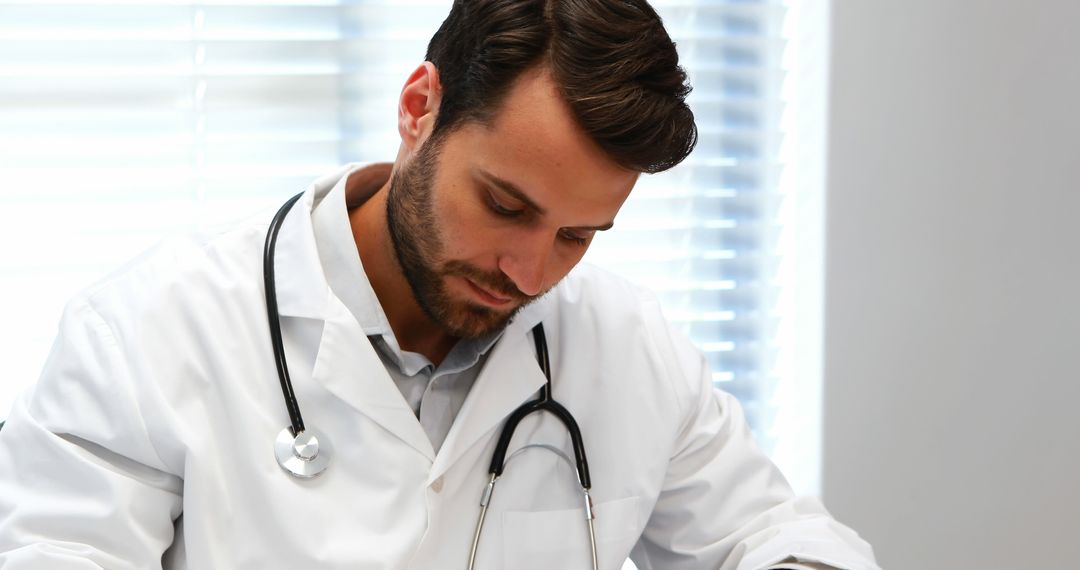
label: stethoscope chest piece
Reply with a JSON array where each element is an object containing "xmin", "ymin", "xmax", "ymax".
[{"xmin": 275, "ymin": 426, "xmax": 331, "ymax": 478}]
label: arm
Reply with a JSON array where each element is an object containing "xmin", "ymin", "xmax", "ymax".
[
  {"xmin": 0, "ymin": 296, "xmax": 182, "ymax": 568},
  {"xmin": 629, "ymin": 320, "xmax": 879, "ymax": 570}
]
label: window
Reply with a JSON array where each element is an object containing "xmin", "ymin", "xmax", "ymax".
[
  {"xmin": 0, "ymin": 0, "xmax": 824, "ymax": 495},
  {"xmin": 578, "ymin": 0, "xmax": 826, "ymax": 496}
]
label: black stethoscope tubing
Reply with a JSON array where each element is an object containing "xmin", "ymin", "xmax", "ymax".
[
  {"xmin": 264, "ymin": 191, "xmax": 591, "ymax": 489},
  {"xmin": 263, "ymin": 191, "xmax": 307, "ymax": 438},
  {"xmin": 491, "ymin": 324, "xmax": 591, "ymax": 489}
]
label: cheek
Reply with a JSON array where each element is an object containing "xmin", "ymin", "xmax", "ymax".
[{"xmin": 430, "ymin": 190, "xmax": 498, "ymax": 260}]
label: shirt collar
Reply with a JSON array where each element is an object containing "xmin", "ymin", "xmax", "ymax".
[{"xmin": 311, "ymin": 163, "xmax": 393, "ymax": 335}]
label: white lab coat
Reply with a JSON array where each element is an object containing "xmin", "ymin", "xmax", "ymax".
[{"xmin": 0, "ymin": 168, "xmax": 879, "ymax": 569}]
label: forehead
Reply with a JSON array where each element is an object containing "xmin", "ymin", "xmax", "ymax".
[{"xmin": 444, "ymin": 66, "xmax": 639, "ymax": 216}]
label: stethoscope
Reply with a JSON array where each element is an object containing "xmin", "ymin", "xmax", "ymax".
[{"xmin": 263, "ymin": 192, "xmax": 599, "ymax": 569}]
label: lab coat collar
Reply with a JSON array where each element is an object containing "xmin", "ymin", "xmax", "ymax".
[
  {"xmin": 305, "ymin": 267, "xmax": 557, "ymax": 470},
  {"xmin": 272, "ymin": 164, "xmax": 358, "ymax": 320},
  {"xmin": 310, "ymin": 163, "xmax": 394, "ymax": 335}
]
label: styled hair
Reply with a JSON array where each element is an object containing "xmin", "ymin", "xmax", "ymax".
[{"xmin": 425, "ymin": 0, "xmax": 697, "ymax": 174}]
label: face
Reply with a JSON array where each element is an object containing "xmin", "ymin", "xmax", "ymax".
[{"xmin": 387, "ymin": 66, "xmax": 639, "ymax": 339}]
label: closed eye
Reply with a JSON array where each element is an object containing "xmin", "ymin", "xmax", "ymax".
[
  {"xmin": 486, "ymin": 191, "xmax": 526, "ymax": 218},
  {"xmin": 558, "ymin": 228, "xmax": 591, "ymax": 246}
]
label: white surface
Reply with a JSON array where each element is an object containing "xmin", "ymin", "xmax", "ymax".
[{"xmin": 823, "ymin": 1, "xmax": 1080, "ymax": 568}]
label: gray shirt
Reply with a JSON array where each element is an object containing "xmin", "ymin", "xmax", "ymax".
[{"xmin": 309, "ymin": 163, "xmax": 501, "ymax": 452}]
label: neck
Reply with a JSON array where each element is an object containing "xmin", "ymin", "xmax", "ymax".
[{"xmin": 348, "ymin": 170, "xmax": 457, "ymax": 365}]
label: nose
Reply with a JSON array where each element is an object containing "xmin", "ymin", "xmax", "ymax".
[{"xmin": 497, "ymin": 229, "xmax": 553, "ymax": 298}]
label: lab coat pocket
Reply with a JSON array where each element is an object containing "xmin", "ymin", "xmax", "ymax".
[{"xmin": 502, "ymin": 495, "xmax": 641, "ymax": 570}]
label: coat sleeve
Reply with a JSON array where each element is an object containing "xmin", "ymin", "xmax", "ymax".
[
  {"xmin": 628, "ymin": 313, "xmax": 880, "ymax": 570},
  {"xmin": 0, "ymin": 295, "xmax": 183, "ymax": 569}
]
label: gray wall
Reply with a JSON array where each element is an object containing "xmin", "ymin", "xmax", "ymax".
[{"xmin": 823, "ymin": 1, "xmax": 1080, "ymax": 568}]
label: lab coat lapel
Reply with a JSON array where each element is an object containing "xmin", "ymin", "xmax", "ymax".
[
  {"xmin": 428, "ymin": 305, "xmax": 549, "ymax": 483},
  {"xmin": 309, "ymin": 295, "xmax": 435, "ymax": 461},
  {"xmin": 272, "ymin": 165, "xmax": 356, "ymax": 320}
]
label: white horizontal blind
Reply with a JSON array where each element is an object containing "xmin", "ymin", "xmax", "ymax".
[
  {"xmin": 585, "ymin": 0, "xmax": 788, "ymax": 452},
  {"xmin": 0, "ymin": 1, "xmax": 449, "ymax": 415},
  {"xmin": 0, "ymin": 1, "xmax": 803, "ymax": 480}
]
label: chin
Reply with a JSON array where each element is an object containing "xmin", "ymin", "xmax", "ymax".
[{"xmin": 442, "ymin": 303, "xmax": 518, "ymax": 339}]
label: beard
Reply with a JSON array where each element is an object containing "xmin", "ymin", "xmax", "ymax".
[{"xmin": 384, "ymin": 135, "xmax": 533, "ymax": 339}]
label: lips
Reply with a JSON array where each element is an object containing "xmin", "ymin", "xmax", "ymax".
[{"xmin": 463, "ymin": 277, "xmax": 514, "ymax": 307}]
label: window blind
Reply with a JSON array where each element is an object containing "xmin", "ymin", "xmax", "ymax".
[
  {"xmin": 585, "ymin": 0, "xmax": 788, "ymax": 453},
  {"xmin": 0, "ymin": 1, "xmax": 450, "ymax": 416},
  {"xmin": 0, "ymin": 1, "xmax": 801, "ymax": 480}
]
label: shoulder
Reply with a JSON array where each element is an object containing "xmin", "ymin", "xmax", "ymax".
[
  {"xmin": 545, "ymin": 262, "xmax": 703, "ymax": 407},
  {"xmin": 549, "ymin": 261, "xmax": 663, "ymax": 323},
  {"xmin": 549, "ymin": 262, "xmax": 684, "ymax": 357},
  {"xmin": 75, "ymin": 216, "xmax": 270, "ymax": 332}
]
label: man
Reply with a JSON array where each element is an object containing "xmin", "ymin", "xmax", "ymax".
[{"xmin": 0, "ymin": 1, "xmax": 879, "ymax": 568}]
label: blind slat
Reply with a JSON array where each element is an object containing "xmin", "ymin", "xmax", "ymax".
[{"xmin": 0, "ymin": 0, "xmax": 795, "ymax": 465}]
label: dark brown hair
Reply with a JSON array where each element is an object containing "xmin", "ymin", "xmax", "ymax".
[{"xmin": 425, "ymin": 0, "xmax": 697, "ymax": 174}]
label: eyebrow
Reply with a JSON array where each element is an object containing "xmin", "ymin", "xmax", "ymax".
[{"xmin": 476, "ymin": 169, "xmax": 616, "ymax": 232}]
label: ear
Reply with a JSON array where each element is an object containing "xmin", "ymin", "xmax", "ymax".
[{"xmin": 398, "ymin": 61, "xmax": 443, "ymax": 150}]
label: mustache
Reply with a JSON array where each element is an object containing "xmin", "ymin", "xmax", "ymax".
[{"xmin": 442, "ymin": 260, "xmax": 533, "ymax": 302}]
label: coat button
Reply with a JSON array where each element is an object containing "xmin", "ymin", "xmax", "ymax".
[{"xmin": 431, "ymin": 477, "xmax": 444, "ymax": 493}]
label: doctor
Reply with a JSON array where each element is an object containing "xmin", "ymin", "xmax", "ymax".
[{"xmin": 0, "ymin": 1, "xmax": 879, "ymax": 568}]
